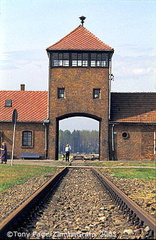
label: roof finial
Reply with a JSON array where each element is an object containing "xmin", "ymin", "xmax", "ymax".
[{"xmin": 79, "ymin": 16, "xmax": 86, "ymax": 26}]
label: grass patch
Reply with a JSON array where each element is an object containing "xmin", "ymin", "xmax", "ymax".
[
  {"xmin": 105, "ymin": 168, "xmax": 156, "ymax": 180},
  {"xmin": 0, "ymin": 165, "xmax": 58, "ymax": 192},
  {"xmin": 85, "ymin": 161, "xmax": 155, "ymax": 167}
]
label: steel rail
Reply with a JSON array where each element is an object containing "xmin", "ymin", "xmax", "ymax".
[
  {"xmin": 0, "ymin": 167, "xmax": 68, "ymax": 238},
  {"xmin": 92, "ymin": 168, "xmax": 156, "ymax": 239}
]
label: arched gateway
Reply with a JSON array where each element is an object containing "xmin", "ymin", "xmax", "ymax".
[{"xmin": 46, "ymin": 17, "xmax": 114, "ymax": 160}]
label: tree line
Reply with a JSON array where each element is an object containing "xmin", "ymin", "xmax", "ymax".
[{"xmin": 59, "ymin": 130, "xmax": 99, "ymax": 154}]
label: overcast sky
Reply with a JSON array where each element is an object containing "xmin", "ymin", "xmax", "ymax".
[{"xmin": 0, "ymin": 0, "xmax": 156, "ymax": 131}]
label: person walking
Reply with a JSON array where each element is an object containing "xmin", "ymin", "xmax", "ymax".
[
  {"xmin": 65, "ymin": 144, "xmax": 71, "ymax": 162},
  {"xmin": 0, "ymin": 142, "xmax": 7, "ymax": 164}
]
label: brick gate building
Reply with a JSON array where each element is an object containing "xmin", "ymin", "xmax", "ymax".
[
  {"xmin": 0, "ymin": 19, "xmax": 156, "ymax": 161},
  {"xmin": 46, "ymin": 23, "xmax": 114, "ymax": 160}
]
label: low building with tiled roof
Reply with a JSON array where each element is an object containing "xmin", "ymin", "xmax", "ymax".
[
  {"xmin": 111, "ymin": 92, "xmax": 156, "ymax": 123},
  {"xmin": 0, "ymin": 90, "xmax": 48, "ymax": 122},
  {"xmin": 109, "ymin": 92, "xmax": 156, "ymax": 161},
  {"xmin": 0, "ymin": 87, "xmax": 49, "ymax": 159}
]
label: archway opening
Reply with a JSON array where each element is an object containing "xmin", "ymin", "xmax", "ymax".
[{"xmin": 57, "ymin": 116, "xmax": 100, "ymax": 160}]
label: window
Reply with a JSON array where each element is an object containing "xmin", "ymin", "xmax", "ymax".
[
  {"xmin": 52, "ymin": 53, "xmax": 69, "ymax": 67},
  {"xmin": 72, "ymin": 53, "xmax": 88, "ymax": 67},
  {"xmin": 51, "ymin": 52, "xmax": 108, "ymax": 68},
  {"xmin": 122, "ymin": 132, "xmax": 130, "ymax": 140},
  {"xmin": 5, "ymin": 100, "xmax": 12, "ymax": 107},
  {"xmin": 22, "ymin": 131, "xmax": 32, "ymax": 146},
  {"xmin": 91, "ymin": 53, "xmax": 108, "ymax": 67},
  {"xmin": 58, "ymin": 88, "xmax": 65, "ymax": 99},
  {"xmin": 93, "ymin": 89, "xmax": 101, "ymax": 99}
]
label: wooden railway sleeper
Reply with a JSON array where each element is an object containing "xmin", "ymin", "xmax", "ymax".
[
  {"xmin": 143, "ymin": 229, "xmax": 154, "ymax": 240},
  {"xmin": 115, "ymin": 195, "xmax": 121, "ymax": 205},
  {"xmin": 110, "ymin": 189, "xmax": 119, "ymax": 204},
  {"xmin": 134, "ymin": 216, "xmax": 140, "ymax": 226},
  {"xmin": 131, "ymin": 213, "xmax": 137, "ymax": 224},
  {"xmin": 118, "ymin": 200, "xmax": 123, "ymax": 210},
  {"xmin": 122, "ymin": 202, "xmax": 127, "ymax": 212},
  {"xmin": 108, "ymin": 189, "xmax": 114, "ymax": 200},
  {"xmin": 121, "ymin": 201, "xmax": 126, "ymax": 211},
  {"xmin": 125, "ymin": 207, "xmax": 130, "ymax": 215},
  {"xmin": 138, "ymin": 220, "xmax": 144, "ymax": 228},
  {"xmin": 123, "ymin": 205, "xmax": 128, "ymax": 214},
  {"xmin": 128, "ymin": 209, "xmax": 132, "ymax": 217},
  {"xmin": 119, "ymin": 198, "xmax": 123, "ymax": 207},
  {"xmin": 111, "ymin": 193, "xmax": 117, "ymax": 202},
  {"xmin": 128, "ymin": 212, "xmax": 147, "ymax": 234},
  {"xmin": 117, "ymin": 197, "xmax": 122, "ymax": 207},
  {"xmin": 112, "ymin": 191, "xmax": 118, "ymax": 202},
  {"xmin": 148, "ymin": 229, "xmax": 155, "ymax": 239}
]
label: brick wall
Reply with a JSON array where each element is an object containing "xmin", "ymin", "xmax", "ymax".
[
  {"xmin": 109, "ymin": 124, "xmax": 156, "ymax": 161},
  {"xmin": 141, "ymin": 126, "xmax": 156, "ymax": 160},
  {"xmin": 0, "ymin": 122, "xmax": 45, "ymax": 159},
  {"xmin": 48, "ymin": 67, "xmax": 110, "ymax": 160}
]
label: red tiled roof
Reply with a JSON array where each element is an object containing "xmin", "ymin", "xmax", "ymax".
[
  {"xmin": 0, "ymin": 91, "xmax": 48, "ymax": 122},
  {"xmin": 111, "ymin": 93, "xmax": 156, "ymax": 123},
  {"xmin": 1, "ymin": 91, "xmax": 155, "ymax": 124},
  {"xmin": 47, "ymin": 25, "xmax": 114, "ymax": 51}
]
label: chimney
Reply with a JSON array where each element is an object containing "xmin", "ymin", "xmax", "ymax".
[{"xmin": 20, "ymin": 84, "xmax": 25, "ymax": 91}]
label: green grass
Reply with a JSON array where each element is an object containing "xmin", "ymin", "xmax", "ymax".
[
  {"xmin": 0, "ymin": 165, "xmax": 58, "ymax": 192},
  {"xmin": 85, "ymin": 161, "xmax": 156, "ymax": 167},
  {"xmin": 104, "ymin": 168, "xmax": 156, "ymax": 180}
]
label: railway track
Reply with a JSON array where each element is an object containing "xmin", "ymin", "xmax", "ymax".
[{"xmin": 0, "ymin": 167, "xmax": 155, "ymax": 239}]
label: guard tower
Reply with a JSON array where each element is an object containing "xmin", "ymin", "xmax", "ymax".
[{"xmin": 46, "ymin": 17, "xmax": 114, "ymax": 160}]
